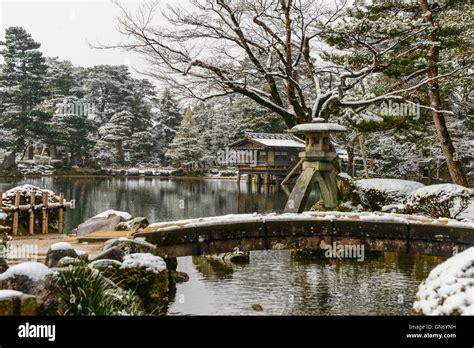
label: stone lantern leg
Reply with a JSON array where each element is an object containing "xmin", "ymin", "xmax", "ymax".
[{"xmin": 284, "ymin": 118, "xmax": 347, "ymax": 213}]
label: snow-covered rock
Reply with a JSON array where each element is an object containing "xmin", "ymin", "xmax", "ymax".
[
  {"xmin": 353, "ymin": 178, "xmax": 424, "ymax": 210},
  {"xmin": 115, "ymin": 217, "xmax": 149, "ymax": 232},
  {"xmin": 0, "ymin": 289, "xmax": 37, "ymax": 316},
  {"xmin": 73, "ymin": 210, "xmax": 133, "ymax": 236},
  {"xmin": 120, "ymin": 253, "xmax": 167, "ymax": 274},
  {"xmin": 0, "ymin": 262, "xmax": 58, "ymax": 315},
  {"xmin": 406, "ymin": 184, "xmax": 473, "ymax": 219},
  {"xmin": 93, "ymin": 210, "xmax": 132, "ymax": 221},
  {"xmin": 413, "ymin": 247, "xmax": 474, "ymax": 315},
  {"xmin": 0, "ymin": 289, "xmax": 23, "ymax": 299},
  {"xmin": 91, "ymin": 246, "xmax": 125, "ymax": 263},
  {"xmin": 104, "ymin": 237, "xmax": 157, "ymax": 254},
  {"xmin": 50, "ymin": 242, "xmax": 74, "ymax": 251},
  {"xmin": 0, "ymin": 262, "xmax": 53, "ymax": 282},
  {"xmin": 45, "ymin": 242, "xmax": 78, "ymax": 268}
]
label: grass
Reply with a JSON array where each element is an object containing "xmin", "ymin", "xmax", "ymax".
[{"xmin": 54, "ymin": 262, "xmax": 144, "ymax": 316}]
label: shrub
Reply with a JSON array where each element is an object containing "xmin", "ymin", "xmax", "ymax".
[{"xmin": 406, "ymin": 184, "xmax": 472, "ymax": 219}]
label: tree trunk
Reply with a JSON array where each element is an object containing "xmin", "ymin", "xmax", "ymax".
[
  {"xmin": 116, "ymin": 140, "xmax": 125, "ymax": 165},
  {"xmin": 420, "ymin": 0, "xmax": 469, "ymax": 187},
  {"xmin": 358, "ymin": 134, "xmax": 369, "ymax": 178}
]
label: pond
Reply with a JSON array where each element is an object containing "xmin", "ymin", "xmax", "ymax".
[{"xmin": 0, "ymin": 177, "xmax": 443, "ymax": 315}]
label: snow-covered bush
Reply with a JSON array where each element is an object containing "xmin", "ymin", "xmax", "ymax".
[
  {"xmin": 406, "ymin": 184, "xmax": 472, "ymax": 219},
  {"xmin": 413, "ymin": 247, "xmax": 474, "ymax": 316},
  {"xmin": 352, "ymin": 178, "xmax": 424, "ymax": 210}
]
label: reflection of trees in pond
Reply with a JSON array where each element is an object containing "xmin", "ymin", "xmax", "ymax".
[
  {"xmin": 192, "ymin": 255, "xmax": 247, "ymax": 281},
  {"xmin": 284, "ymin": 251, "xmax": 443, "ymax": 315},
  {"xmin": 237, "ymin": 183, "xmax": 287, "ymax": 214}
]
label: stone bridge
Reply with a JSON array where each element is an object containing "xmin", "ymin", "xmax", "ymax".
[{"xmin": 134, "ymin": 212, "xmax": 474, "ymax": 258}]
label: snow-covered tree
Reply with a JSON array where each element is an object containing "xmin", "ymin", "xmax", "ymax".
[
  {"xmin": 154, "ymin": 89, "xmax": 182, "ymax": 164},
  {"xmin": 0, "ymin": 27, "xmax": 48, "ymax": 158},
  {"xmin": 165, "ymin": 107, "xmax": 207, "ymax": 169},
  {"xmin": 47, "ymin": 96, "xmax": 96, "ymax": 165}
]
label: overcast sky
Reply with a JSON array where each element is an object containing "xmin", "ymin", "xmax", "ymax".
[{"xmin": 0, "ymin": 0, "xmax": 180, "ymax": 78}]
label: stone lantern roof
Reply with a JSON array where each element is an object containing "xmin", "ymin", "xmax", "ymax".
[{"xmin": 289, "ymin": 118, "xmax": 347, "ymax": 134}]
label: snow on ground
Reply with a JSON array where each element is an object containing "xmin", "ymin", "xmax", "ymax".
[
  {"xmin": 49, "ymin": 242, "xmax": 74, "ymax": 251},
  {"xmin": 0, "ymin": 289, "xmax": 23, "ymax": 299},
  {"xmin": 93, "ymin": 210, "xmax": 132, "ymax": 221},
  {"xmin": 120, "ymin": 253, "xmax": 167, "ymax": 274},
  {"xmin": 413, "ymin": 247, "xmax": 474, "ymax": 315},
  {"xmin": 0, "ymin": 262, "xmax": 53, "ymax": 281}
]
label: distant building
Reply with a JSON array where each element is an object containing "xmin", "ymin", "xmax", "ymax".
[{"xmin": 228, "ymin": 132, "xmax": 304, "ymax": 182}]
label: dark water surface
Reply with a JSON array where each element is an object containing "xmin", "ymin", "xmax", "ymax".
[{"xmin": 0, "ymin": 177, "xmax": 443, "ymax": 315}]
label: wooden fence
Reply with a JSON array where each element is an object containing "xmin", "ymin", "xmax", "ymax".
[{"xmin": 0, "ymin": 191, "xmax": 72, "ymax": 236}]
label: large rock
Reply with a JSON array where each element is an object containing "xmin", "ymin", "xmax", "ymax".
[
  {"xmin": 336, "ymin": 175, "xmax": 425, "ymax": 211},
  {"xmin": 91, "ymin": 247, "xmax": 125, "ymax": 263},
  {"xmin": 103, "ymin": 237, "xmax": 157, "ymax": 255},
  {"xmin": 45, "ymin": 242, "xmax": 78, "ymax": 268},
  {"xmin": 0, "ymin": 258, "xmax": 8, "ymax": 273},
  {"xmin": 0, "ymin": 290, "xmax": 37, "ymax": 316},
  {"xmin": 88, "ymin": 259, "xmax": 122, "ymax": 273},
  {"xmin": 99, "ymin": 253, "xmax": 169, "ymax": 313},
  {"xmin": 74, "ymin": 210, "xmax": 133, "ymax": 236},
  {"xmin": 56, "ymin": 256, "xmax": 82, "ymax": 268},
  {"xmin": 0, "ymin": 262, "xmax": 58, "ymax": 315},
  {"xmin": 115, "ymin": 217, "xmax": 149, "ymax": 232}
]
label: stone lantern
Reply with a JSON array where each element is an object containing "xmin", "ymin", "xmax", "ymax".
[{"xmin": 284, "ymin": 117, "xmax": 347, "ymax": 213}]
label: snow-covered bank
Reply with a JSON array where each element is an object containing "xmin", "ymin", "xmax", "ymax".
[{"xmin": 414, "ymin": 247, "xmax": 474, "ymax": 315}]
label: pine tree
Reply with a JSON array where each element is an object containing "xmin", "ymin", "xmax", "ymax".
[
  {"xmin": 0, "ymin": 27, "xmax": 48, "ymax": 157},
  {"xmin": 156, "ymin": 89, "xmax": 182, "ymax": 163},
  {"xmin": 45, "ymin": 57, "xmax": 79, "ymax": 98},
  {"xmin": 47, "ymin": 97, "xmax": 96, "ymax": 166},
  {"xmin": 165, "ymin": 107, "xmax": 206, "ymax": 169},
  {"xmin": 98, "ymin": 110, "xmax": 135, "ymax": 165}
]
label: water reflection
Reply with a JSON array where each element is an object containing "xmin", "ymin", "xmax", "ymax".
[
  {"xmin": 192, "ymin": 256, "xmax": 248, "ymax": 281},
  {"xmin": 170, "ymin": 250, "xmax": 444, "ymax": 316}
]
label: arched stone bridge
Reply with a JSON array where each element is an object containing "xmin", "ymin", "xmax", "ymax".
[{"xmin": 134, "ymin": 212, "xmax": 474, "ymax": 258}]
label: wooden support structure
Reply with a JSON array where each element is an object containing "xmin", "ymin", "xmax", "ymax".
[
  {"xmin": 29, "ymin": 192, "xmax": 35, "ymax": 235},
  {"xmin": 42, "ymin": 192, "xmax": 48, "ymax": 234},
  {"xmin": 58, "ymin": 193, "xmax": 64, "ymax": 234},
  {"xmin": 0, "ymin": 190, "xmax": 70, "ymax": 236},
  {"xmin": 12, "ymin": 191, "xmax": 20, "ymax": 236}
]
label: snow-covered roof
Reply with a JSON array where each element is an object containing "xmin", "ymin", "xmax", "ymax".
[{"xmin": 236, "ymin": 132, "xmax": 305, "ymax": 148}]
